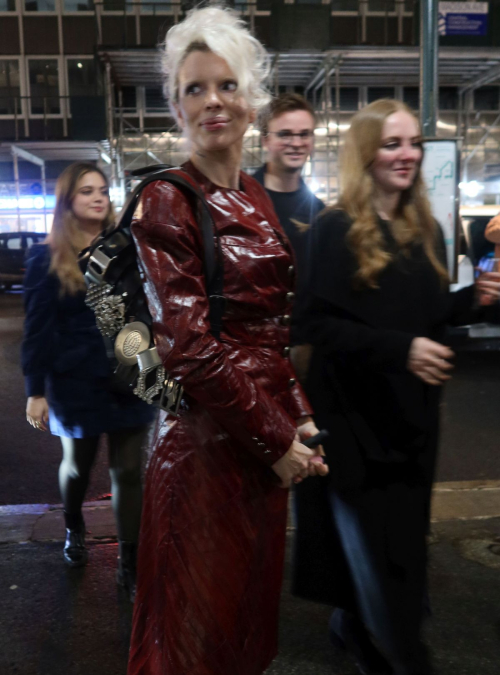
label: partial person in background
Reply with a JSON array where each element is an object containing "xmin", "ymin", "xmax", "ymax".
[
  {"xmin": 484, "ymin": 211, "xmax": 500, "ymax": 260},
  {"xmin": 292, "ymin": 99, "xmax": 500, "ymax": 675},
  {"xmin": 22, "ymin": 163, "xmax": 155, "ymax": 600},
  {"xmin": 254, "ymin": 93, "xmax": 324, "ymax": 381},
  {"xmin": 127, "ymin": 7, "xmax": 328, "ymax": 675}
]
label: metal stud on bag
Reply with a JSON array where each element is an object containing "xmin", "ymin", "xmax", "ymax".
[
  {"xmin": 114, "ymin": 322, "xmax": 151, "ymax": 365},
  {"xmin": 85, "ymin": 283, "xmax": 126, "ymax": 338},
  {"xmin": 133, "ymin": 346, "xmax": 167, "ymax": 405}
]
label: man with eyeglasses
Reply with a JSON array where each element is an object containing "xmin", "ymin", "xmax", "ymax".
[{"xmin": 254, "ymin": 93, "xmax": 324, "ymax": 381}]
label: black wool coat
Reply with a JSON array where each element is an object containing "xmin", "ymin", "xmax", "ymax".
[{"xmin": 292, "ymin": 208, "xmax": 488, "ymax": 606}]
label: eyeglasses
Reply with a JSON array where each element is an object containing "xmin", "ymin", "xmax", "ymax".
[{"xmin": 266, "ymin": 130, "xmax": 315, "ymax": 142}]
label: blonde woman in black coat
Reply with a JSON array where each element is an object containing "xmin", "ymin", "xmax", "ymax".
[{"xmin": 293, "ymin": 99, "xmax": 500, "ymax": 675}]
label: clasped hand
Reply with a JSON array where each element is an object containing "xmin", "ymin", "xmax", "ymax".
[
  {"xmin": 475, "ymin": 271, "xmax": 500, "ymax": 306},
  {"xmin": 271, "ymin": 420, "xmax": 329, "ymax": 489}
]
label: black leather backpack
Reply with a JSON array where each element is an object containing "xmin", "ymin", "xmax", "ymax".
[{"xmin": 79, "ymin": 166, "xmax": 224, "ymax": 416}]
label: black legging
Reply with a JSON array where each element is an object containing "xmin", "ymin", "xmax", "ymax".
[{"xmin": 59, "ymin": 426, "xmax": 148, "ymax": 542}]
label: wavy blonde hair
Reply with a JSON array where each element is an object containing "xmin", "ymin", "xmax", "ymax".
[
  {"xmin": 160, "ymin": 4, "xmax": 271, "ymax": 121},
  {"xmin": 336, "ymin": 98, "xmax": 448, "ymax": 289},
  {"xmin": 47, "ymin": 163, "xmax": 114, "ymax": 295}
]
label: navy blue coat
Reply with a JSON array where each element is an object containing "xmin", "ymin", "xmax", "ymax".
[{"xmin": 21, "ymin": 244, "xmax": 155, "ymax": 438}]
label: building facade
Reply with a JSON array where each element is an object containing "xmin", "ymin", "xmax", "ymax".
[{"xmin": 1, "ymin": 0, "xmax": 500, "ymax": 232}]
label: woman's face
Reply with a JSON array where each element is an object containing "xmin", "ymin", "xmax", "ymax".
[
  {"xmin": 175, "ymin": 50, "xmax": 255, "ymax": 155},
  {"xmin": 71, "ymin": 172, "xmax": 110, "ymax": 224},
  {"xmin": 371, "ymin": 110, "xmax": 423, "ymax": 194}
]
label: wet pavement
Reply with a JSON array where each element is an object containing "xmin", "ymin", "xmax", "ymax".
[
  {"xmin": 1, "ymin": 505, "xmax": 500, "ymax": 675},
  {"xmin": 2, "ymin": 285, "xmax": 500, "ymax": 675}
]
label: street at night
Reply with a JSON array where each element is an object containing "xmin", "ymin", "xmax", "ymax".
[{"xmin": 1, "ymin": 287, "xmax": 500, "ymax": 675}]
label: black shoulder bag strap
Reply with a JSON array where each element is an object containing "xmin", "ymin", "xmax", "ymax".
[{"xmin": 89, "ymin": 167, "xmax": 225, "ymax": 340}]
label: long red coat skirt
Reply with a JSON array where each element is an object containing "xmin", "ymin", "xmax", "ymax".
[{"xmin": 127, "ymin": 162, "xmax": 312, "ymax": 675}]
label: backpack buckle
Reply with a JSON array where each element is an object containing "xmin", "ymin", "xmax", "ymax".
[
  {"xmin": 133, "ymin": 346, "xmax": 166, "ymax": 405},
  {"xmin": 86, "ymin": 247, "xmax": 114, "ymax": 285},
  {"xmin": 159, "ymin": 378, "xmax": 184, "ymax": 416}
]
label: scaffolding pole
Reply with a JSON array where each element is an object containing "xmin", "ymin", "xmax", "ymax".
[
  {"xmin": 105, "ymin": 61, "xmax": 118, "ymax": 197},
  {"xmin": 420, "ymin": 0, "xmax": 439, "ymax": 137}
]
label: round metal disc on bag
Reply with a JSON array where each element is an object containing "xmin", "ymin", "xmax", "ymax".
[{"xmin": 114, "ymin": 322, "xmax": 151, "ymax": 365}]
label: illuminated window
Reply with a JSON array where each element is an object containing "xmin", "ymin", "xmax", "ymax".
[{"xmin": 67, "ymin": 59, "xmax": 100, "ymax": 96}]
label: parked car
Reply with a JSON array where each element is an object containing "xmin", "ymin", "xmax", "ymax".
[{"xmin": 0, "ymin": 232, "xmax": 46, "ymax": 291}]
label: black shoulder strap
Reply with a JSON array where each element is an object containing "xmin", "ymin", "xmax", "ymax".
[{"xmin": 117, "ymin": 168, "xmax": 225, "ymax": 339}]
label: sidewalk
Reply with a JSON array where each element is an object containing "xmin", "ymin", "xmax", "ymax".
[
  {"xmin": 1, "ymin": 485, "xmax": 500, "ymax": 675},
  {"xmin": 3, "ymin": 480, "xmax": 500, "ymax": 546}
]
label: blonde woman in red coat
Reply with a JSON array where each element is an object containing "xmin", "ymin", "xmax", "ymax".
[{"xmin": 127, "ymin": 7, "xmax": 328, "ymax": 675}]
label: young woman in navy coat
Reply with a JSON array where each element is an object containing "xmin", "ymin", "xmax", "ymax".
[{"xmin": 22, "ymin": 162, "xmax": 155, "ymax": 599}]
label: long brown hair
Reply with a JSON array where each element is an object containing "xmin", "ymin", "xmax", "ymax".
[
  {"xmin": 47, "ymin": 162, "xmax": 115, "ymax": 295},
  {"xmin": 335, "ymin": 99, "xmax": 448, "ymax": 289}
]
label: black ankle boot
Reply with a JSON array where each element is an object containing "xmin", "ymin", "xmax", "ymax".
[
  {"xmin": 329, "ymin": 609, "xmax": 392, "ymax": 675},
  {"xmin": 63, "ymin": 511, "xmax": 88, "ymax": 568},
  {"xmin": 116, "ymin": 540, "xmax": 137, "ymax": 602}
]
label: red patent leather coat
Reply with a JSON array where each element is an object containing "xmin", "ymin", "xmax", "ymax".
[{"xmin": 128, "ymin": 161, "xmax": 312, "ymax": 675}]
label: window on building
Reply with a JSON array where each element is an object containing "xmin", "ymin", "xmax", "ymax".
[
  {"xmin": 140, "ymin": 0, "xmax": 172, "ymax": 13},
  {"xmin": 28, "ymin": 60, "xmax": 60, "ymax": 115},
  {"xmin": 67, "ymin": 59, "xmax": 100, "ymax": 96},
  {"xmin": 0, "ymin": 0, "xmax": 16, "ymax": 10},
  {"xmin": 474, "ymin": 86, "xmax": 500, "ymax": 111},
  {"xmin": 145, "ymin": 87, "xmax": 167, "ymax": 113},
  {"xmin": 0, "ymin": 61, "xmax": 21, "ymax": 115},
  {"xmin": 331, "ymin": 0, "xmax": 359, "ymax": 9},
  {"xmin": 102, "ymin": 0, "xmax": 126, "ymax": 10},
  {"xmin": 403, "ymin": 86, "xmax": 419, "ymax": 110},
  {"xmin": 367, "ymin": 86, "xmax": 395, "ymax": 103},
  {"xmin": 368, "ymin": 0, "xmax": 396, "ymax": 10},
  {"xmin": 116, "ymin": 86, "xmax": 137, "ymax": 112},
  {"xmin": 439, "ymin": 87, "xmax": 458, "ymax": 110},
  {"xmin": 331, "ymin": 87, "xmax": 359, "ymax": 111},
  {"xmin": 64, "ymin": 0, "xmax": 94, "ymax": 10},
  {"xmin": 24, "ymin": 0, "xmax": 56, "ymax": 10}
]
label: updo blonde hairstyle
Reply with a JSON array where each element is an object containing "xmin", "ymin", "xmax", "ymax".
[
  {"xmin": 160, "ymin": 4, "xmax": 271, "ymax": 120},
  {"xmin": 337, "ymin": 98, "xmax": 448, "ymax": 289}
]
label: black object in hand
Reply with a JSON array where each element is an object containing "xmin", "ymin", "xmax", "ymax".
[{"xmin": 303, "ymin": 429, "xmax": 329, "ymax": 448}]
